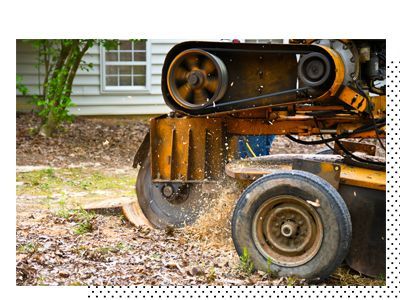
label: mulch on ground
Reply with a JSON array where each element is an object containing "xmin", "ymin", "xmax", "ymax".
[{"xmin": 17, "ymin": 113, "xmax": 149, "ymax": 168}]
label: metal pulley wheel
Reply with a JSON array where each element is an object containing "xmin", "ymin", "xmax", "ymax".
[
  {"xmin": 298, "ymin": 52, "xmax": 332, "ymax": 87},
  {"xmin": 167, "ymin": 49, "xmax": 228, "ymax": 109}
]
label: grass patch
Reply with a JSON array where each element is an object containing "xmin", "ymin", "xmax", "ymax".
[
  {"xmin": 286, "ymin": 276, "xmax": 297, "ymax": 286},
  {"xmin": 96, "ymin": 246, "xmax": 120, "ymax": 254},
  {"xmin": 17, "ymin": 242, "xmax": 38, "ymax": 254},
  {"xmin": 73, "ymin": 220, "xmax": 94, "ymax": 235},
  {"xmin": 328, "ymin": 266, "xmax": 386, "ymax": 286},
  {"xmin": 260, "ymin": 256, "xmax": 278, "ymax": 278},
  {"xmin": 16, "ymin": 167, "xmax": 136, "ymax": 199},
  {"xmin": 55, "ymin": 208, "xmax": 97, "ymax": 235},
  {"xmin": 206, "ymin": 267, "xmax": 217, "ymax": 283},
  {"xmin": 239, "ymin": 247, "xmax": 255, "ymax": 275}
]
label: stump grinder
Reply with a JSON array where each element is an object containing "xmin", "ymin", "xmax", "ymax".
[{"xmin": 124, "ymin": 39, "xmax": 386, "ymax": 281}]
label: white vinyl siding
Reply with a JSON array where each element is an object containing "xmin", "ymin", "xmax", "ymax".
[{"xmin": 16, "ymin": 40, "xmax": 102, "ymax": 96}]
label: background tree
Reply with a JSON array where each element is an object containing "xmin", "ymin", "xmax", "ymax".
[{"xmin": 28, "ymin": 39, "xmax": 119, "ymax": 137}]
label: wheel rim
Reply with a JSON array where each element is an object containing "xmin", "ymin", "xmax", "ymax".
[
  {"xmin": 167, "ymin": 49, "xmax": 228, "ymax": 109},
  {"xmin": 252, "ymin": 195, "xmax": 323, "ymax": 267}
]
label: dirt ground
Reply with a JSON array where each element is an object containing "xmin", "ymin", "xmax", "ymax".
[{"xmin": 16, "ymin": 113, "xmax": 385, "ymax": 286}]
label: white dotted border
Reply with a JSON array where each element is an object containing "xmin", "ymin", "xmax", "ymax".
[{"xmin": 88, "ymin": 61, "xmax": 399, "ymax": 299}]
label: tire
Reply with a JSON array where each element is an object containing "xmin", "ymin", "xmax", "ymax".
[
  {"xmin": 135, "ymin": 155, "xmax": 213, "ymax": 228},
  {"xmin": 231, "ymin": 170, "xmax": 352, "ymax": 280}
]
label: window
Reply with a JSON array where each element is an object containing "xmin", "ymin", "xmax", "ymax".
[{"xmin": 101, "ymin": 40, "xmax": 150, "ymax": 92}]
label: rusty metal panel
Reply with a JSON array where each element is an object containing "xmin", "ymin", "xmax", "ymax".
[
  {"xmin": 150, "ymin": 119, "xmax": 174, "ymax": 180},
  {"xmin": 340, "ymin": 165, "xmax": 385, "ymax": 191},
  {"xmin": 150, "ymin": 116, "xmax": 225, "ymax": 182},
  {"xmin": 226, "ymin": 118, "xmax": 318, "ymax": 135},
  {"xmin": 371, "ymin": 95, "xmax": 386, "ymax": 118},
  {"xmin": 172, "ymin": 126, "xmax": 190, "ymax": 180},
  {"xmin": 338, "ymin": 85, "xmax": 368, "ymax": 112},
  {"xmin": 224, "ymin": 154, "xmax": 385, "ymax": 191},
  {"xmin": 187, "ymin": 128, "xmax": 206, "ymax": 180}
]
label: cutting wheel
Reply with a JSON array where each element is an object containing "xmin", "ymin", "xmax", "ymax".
[
  {"xmin": 132, "ymin": 155, "xmax": 214, "ymax": 228},
  {"xmin": 167, "ymin": 49, "xmax": 228, "ymax": 109}
]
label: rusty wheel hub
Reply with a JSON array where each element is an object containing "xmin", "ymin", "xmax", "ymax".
[{"xmin": 252, "ymin": 195, "xmax": 323, "ymax": 267}]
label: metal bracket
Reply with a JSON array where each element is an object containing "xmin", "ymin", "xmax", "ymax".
[
  {"xmin": 338, "ymin": 85, "xmax": 368, "ymax": 112},
  {"xmin": 334, "ymin": 140, "xmax": 376, "ymax": 156},
  {"xmin": 292, "ymin": 159, "xmax": 341, "ymax": 189}
]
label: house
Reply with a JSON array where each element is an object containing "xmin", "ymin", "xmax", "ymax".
[{"xmin": 16, "ymin": 39, "xmax": 282, "ymax": 116}]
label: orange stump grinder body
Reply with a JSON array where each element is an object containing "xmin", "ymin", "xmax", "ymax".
[{"xmin": 127, "ymin": 39, "xmax": 386, "ymax": 280}]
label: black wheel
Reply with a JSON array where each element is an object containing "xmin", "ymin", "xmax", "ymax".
[
  {"xmin": 133, "ymin": 155, "xmax": 213, "ymax": 228},
  {"xmin": 231, "ymin": 170, "xmax": 352, "ymax": 280}
]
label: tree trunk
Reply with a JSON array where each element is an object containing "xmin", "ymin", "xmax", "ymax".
[
  {"xmin": 65, "ymin": 41, "xmax": 91, "ymax": 98},
  {"xmin": 39, "ymin": 110, "xmax": 58, "ymax": 137},
  {"xmin": 37, "ymin": 40, "xmax": 95, "ymax": 137}
]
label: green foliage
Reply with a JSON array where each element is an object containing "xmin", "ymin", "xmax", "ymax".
[
  {"xmin": 17, "ymin": 242, "xmax": 38, "ymax": 254},
  {"xmin": 116, "ymin": 242, "xmax": 129, "ymax": 252},
  {"xmin": 263, "ymin": 256, "xmax": 279, "ymax": 278},
  {"xmin": 206, "ymin": 267, "xmax": 217, "ymax": 283},
  {"xmin": 55, "ymin": 207, "xmax": 96, "ymax": 235},
  {"xmin": 239, "ymin": 247, "xmax": 255, "ymax": 275},
  {"xmin": 16, "ymin": 75, "xmax": 29, "ymax": 95},
  {"xmin": 16, "ymin": 167, "xmax": 136, "ymax": 197},
  {"xmin": 55, "ymin": 208, "xmax": 71, "ymax": 219},
  {"xmin": 376, "ymin": 274, "xmax": 386, "ymax": 281},
  {"xmin": 73, "ymin": 219, "xmax": 94, "ymax": 235},
  {"xmin": 43, "ymin": 167, "xmax": 55, "ymax": 177},
  {"xmin": 27, "ymin": 39, "xmax": 120, "ymax": 136},
  {"xmin": 286, "ymin": 276, "xmax": 296, "ymax": 286}
]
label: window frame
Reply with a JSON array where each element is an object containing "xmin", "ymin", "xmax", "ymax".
[{"xmin": 100, "ymin": 40, "xmax": 152, "ymax": 94}]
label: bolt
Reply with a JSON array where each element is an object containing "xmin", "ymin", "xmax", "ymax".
[
  {"xmin": 162, "ymin": 185, "xmax": 174, "ymax": 198},
  {"xmin": 281, "ymin": 221, "xmax": 298, "ymax": 238}
]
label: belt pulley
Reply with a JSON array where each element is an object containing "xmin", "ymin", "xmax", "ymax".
[
  {"xmin": 167, "ymin": 49, "xmax": 228, "ymax": 110},
  {"xmin": 162, "ymin": 41, "xmax": 343, "ymax": 115}
]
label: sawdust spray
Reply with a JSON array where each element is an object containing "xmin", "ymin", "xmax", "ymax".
[{"xmin": 184, "ymin": 178, "xmax": 244, "ymax": 251}]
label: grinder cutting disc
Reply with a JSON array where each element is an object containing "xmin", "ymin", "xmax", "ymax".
[{"xmin": 130, "ymin": 154, "xmax": 216, "ymax": 228}]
